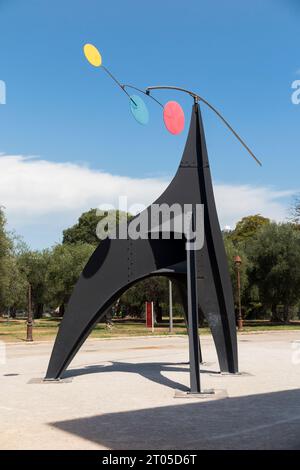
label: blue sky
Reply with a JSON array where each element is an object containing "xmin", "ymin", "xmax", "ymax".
[{"xmin": 0, "ymin": 0, "xmax": 299, "ymax": 249}]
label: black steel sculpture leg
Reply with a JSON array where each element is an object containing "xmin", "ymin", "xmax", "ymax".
[
  {"xmin": 172, "ymin": 277, "xmax": 203, "ymax": 365},
  {"xmin": 196, "ymin": 105, "xmax": 238, "ymax": 373},
  {"xmin": 186, "ymin": 220, "xmax": 201, "ymax": 393}
]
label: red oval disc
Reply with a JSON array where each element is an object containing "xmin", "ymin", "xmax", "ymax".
[{"xmin": 163, "ymin": 101, "xmax": 185, "ymax": 135}]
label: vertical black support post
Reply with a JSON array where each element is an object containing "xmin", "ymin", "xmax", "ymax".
[
  {"xmin": 199, "ymin": 337, "xmax": 203, "ymax": 364},
  {"xmin": 186, "ymin": 211, "xmax": 201, "ymax": 394}
]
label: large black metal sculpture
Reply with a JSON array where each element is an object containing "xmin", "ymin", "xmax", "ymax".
[
  {"xmin": 46, "ymin": 101, "xmax": 238, "ymax": 387},
  {"xmin": 46, "ymin": 44, "xmax": 261, "ymax": 393}
]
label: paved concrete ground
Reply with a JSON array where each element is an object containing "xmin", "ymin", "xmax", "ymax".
[{"xmin": 0, "ymin": 331, "xmax": 300, "ymax": 450}]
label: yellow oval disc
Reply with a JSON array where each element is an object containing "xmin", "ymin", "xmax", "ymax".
[{"xmin": 83, "ymin": 43, "xmax": 102, "ymax": 67}]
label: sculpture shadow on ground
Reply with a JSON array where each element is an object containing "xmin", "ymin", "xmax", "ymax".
[
  {"xmin": 50, "ymin": 388, "xmax": 300, "ymax": 450},
  {"xmin": 62, "ymin": 361, "xmax": 219, "ymax": 392}
]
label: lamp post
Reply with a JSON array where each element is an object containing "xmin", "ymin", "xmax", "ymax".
[
  {"xmin": 234, "ymin": 255, "xmax": 243, "ymax": 331},
  {"xmin": 26, "ymin": 283, "xmax": 33, "ymax": 342}
]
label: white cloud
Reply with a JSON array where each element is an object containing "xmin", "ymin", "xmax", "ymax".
[
  {"xmin": 0, "ymin": 154, "xmax": 166, "ymax": 216},
  {"xmin": 214, "ymin": 184, "xmax": 293, "ymax": 226},
  {"xmin": 0, "ymin": 154, "xmax": 294, "ymax": 248}
]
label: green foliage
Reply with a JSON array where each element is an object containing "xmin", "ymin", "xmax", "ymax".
[
  {"xmin": 229, "ymin": 214, "xmax": 270, "ymax": 243},
  {"xmin": 1, "ymin": 255, "xmax": 27, "ymax": 311},
  {"xmin": 62, "ymin": 208, "xmax": 132, "ymax": 245},
  {"xmin": 0, "ymin": 208, "xmax": 18, "ymax": 311},
  {"xmin": 119, "ymin": 277, "xmax": 169, "ymax": 318},
  {"xmin": 17, "ymin": 249, "xmax": 51, "ymax": 317},
  {"xmin": 290, "ymin": 195, "xmax": 300, "ymax": 225},
  {"xmin": 62, "ymin": 209, "xmax": 101, "ymax": 245},
  {"xmin": 224, "ymin": 235, "xmax": 249, "ymax": 299},
  {"xmin": 45, "ymin": 243, "xmax": 94, "ymax": 309},
  {"xmin": 223, "ymin": 234, "xmax": 262, "ymax": 318},
  {"xmin": 246, "ymin": 223, "xmax": 300, "ymax": 321}
]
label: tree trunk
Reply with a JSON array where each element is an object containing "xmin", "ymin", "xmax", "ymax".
[
  {"xmin": 34, "ymin": 303, "xmax": 44, "ymax": 319},
  {"xmin": 10, "ymin": 307, "xmax": 16, "ymax": 319},
  {"xmin": 270, "ymin": 304, "xmax": 281, "ymax": 322},
  {"xmin": 283, "ymin": 304, "xmax": 290, "ymax": 324},
  {"xmin": 155, "ymin": 301, "xmax": 163, "ymax": 323},
  {"xmin": 58, "ymin": 304, "xmax": 65, "ymax": 317}
]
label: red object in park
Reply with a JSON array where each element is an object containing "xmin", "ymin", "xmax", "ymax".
[{"xmin": 145, "ymin": 301, "xmax": 154, "ymax": 330}]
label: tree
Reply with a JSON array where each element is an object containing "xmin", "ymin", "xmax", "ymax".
[
  {"xmin": 62, "ymin": 209, "xmax": 101, "ymax": 245},
  {"xmin": 290, "ymin": 195, "xmax": 300, "ymax": 225},
  {"xmin": 1, "ymin": 255, "xmax": 27, "ymax": 315},
  {"xmin": 119, "ymin": 277, "xmax": 168, "ymax": 321},
  {"xmin": 63, "ymin": 209, "xmax": 132, "ymax": 245},
  {"xmin": 17, "ymin": 249, "xmax": 51, "ymax": 318},
  {"xmin": 46, "ymin": 243, "xmax": 94, "ymax": 312},
  {"xmin": 223, "ymin": 234, "xmax": 263, "ymax": 318},
  {"xmin": 0, "ymin": 208, "xmax": 23, "ymax": 314},
  {"xmin": 229, "ymin": 214, "xmax": 270, "ymax": 244},
  {"xmin": 0, "ymin": 208, "xmax": 9, "ymax": 309},
  {"xmin": 246, "ymin": 223, "xmax": 300, "ymax": 322}
]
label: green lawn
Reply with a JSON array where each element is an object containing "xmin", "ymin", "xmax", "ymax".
[
  {"xmin": 0, "ymin": 317, "xmax": 189, "ymax": 342},
  {"xmin": 0, "ymin": 317, "xmax": 300, "ymax": 343}
]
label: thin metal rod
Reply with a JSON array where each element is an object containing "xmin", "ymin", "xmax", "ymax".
[
  {"xmin": 146, "ymin": 85, "xmax": 198, "ymax": 100},
  {"xmin": 146, "ymin": 85, "xmax": 262, "ymax": 166},
  {"xmin": 102, "ymin": 66, "xmax": 137, "ymax": 106},
  {"xmin": 123, "ymin": 84, "xmax": 164, "ymax": 108},
  {"xmin": 199, "ymin": 97, "xmax": 262, "ymax": 167},
  {"xmin": 169, "ymin": 280, "xmax": 173, "ymax": 334}
]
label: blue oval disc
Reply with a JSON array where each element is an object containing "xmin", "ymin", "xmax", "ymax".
[{"xmin": 130, "ymin": 94, "xmax": 149, "ymax": 125}]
